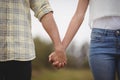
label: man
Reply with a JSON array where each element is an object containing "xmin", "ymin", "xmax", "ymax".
[{"xmin": 0, "ymin": 0, "xmax": 66, "ymax": 80}]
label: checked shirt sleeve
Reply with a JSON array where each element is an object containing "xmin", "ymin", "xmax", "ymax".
[{"xmin": 30, "ymin": 0, "xmax": 53, "ymax": 20}]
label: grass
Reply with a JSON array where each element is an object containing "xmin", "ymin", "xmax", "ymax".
[{"xmin": 32, "ymin": 68, "xmax": 93, "ymax": 80}]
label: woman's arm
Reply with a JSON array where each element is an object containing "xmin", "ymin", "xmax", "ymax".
[{"xmin": 62, "ymin": 0, "xmax": 89, "ymax": 50}]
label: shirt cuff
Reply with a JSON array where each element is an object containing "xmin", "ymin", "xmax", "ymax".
[{"xmin": 35, "ymin": 5, "xmax": 53, "ymax": 21}]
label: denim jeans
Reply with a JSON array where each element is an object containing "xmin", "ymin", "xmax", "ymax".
[{"xmin": 89, "ymin": 28, "xmax": 120, "ymax": 80}]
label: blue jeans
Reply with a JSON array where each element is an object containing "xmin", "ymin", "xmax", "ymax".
[{"xmin": 89, "ymin": 28, "xmax": 120, "ymax": 80}]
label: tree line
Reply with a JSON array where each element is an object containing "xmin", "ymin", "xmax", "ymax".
[{"xmin": 32, "ymin": 37, "xmax": 90, "ymax": 70}]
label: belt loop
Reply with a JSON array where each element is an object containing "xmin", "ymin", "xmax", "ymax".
[{"xmin": 104, "ymin": 29, "xmax": 107, "ymax": 36}]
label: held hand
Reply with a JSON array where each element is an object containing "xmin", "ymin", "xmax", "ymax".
[{"xmin": 49, "ymin": 50, "xmax": 67, "ymax": 69}]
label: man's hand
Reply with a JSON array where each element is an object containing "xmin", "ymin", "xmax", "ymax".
[{"xmin": 49, "ymin": 50, "xmax": 67, "ymax": 69}]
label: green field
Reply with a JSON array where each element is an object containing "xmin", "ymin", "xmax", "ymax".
[{"xmin": 32, "ymin": 68, "xmax": 93, "ymax": 80}]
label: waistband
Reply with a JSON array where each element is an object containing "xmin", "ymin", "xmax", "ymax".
[{"xmin": 92, "ymin": 28, "xmax": 120, "ymax": 36}]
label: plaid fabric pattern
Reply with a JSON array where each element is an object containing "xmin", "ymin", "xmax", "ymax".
[{"xmin": 0, "ymin": 0, "xmax": 52, "ymax": 61}]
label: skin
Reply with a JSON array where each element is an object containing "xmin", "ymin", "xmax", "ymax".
[
  {"xmin": 40, "ymin": 12, "xmax": 67, "ymax": 68},
  {"xmin": 49, "ymin": 0, "xmax": 89, "ymax": 68}
]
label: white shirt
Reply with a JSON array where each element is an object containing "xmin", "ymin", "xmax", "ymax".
[
  {"xmin": 89, "ymin": 0, "xmax": 120, "ymax": 26},
  {"xmin": 92, "ymin": 16, "xmax": 120, "ymax": 30}
]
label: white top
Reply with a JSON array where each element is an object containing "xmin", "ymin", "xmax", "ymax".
[
  {"xmin": 89, "ymin": 0, "xmax": 120, "ymax": 26},
  {"xmin": 92, "ymin": 16, "xmax": 120, "ymax": 30}
]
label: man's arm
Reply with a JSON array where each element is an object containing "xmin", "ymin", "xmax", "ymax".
[
  {"xmin": 40, "ymin": 12, "xmax": 67, "ymax": 68},
  {"xmin": 30, "ymin": 0, "xmax": 67, "ymax": 68},
  {"xmin": 40, "ymin": 12, "xmax": 62, "ymax": 51}
]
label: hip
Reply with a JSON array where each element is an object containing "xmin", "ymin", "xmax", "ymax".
[{"xmin": 90, "ymin": 28, "xmax": 120, "ymax": 55}]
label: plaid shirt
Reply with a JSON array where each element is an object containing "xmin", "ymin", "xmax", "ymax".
[{"xmin": 0, "ymin": 0, "xmax": 52, "ymax": 61}]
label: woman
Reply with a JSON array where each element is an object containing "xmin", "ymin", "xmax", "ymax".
[{"xmin": 49, "ymin": 0, "xmax": 120, "ymax": 80}]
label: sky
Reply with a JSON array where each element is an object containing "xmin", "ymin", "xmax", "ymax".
[{"xmin": 31, "ymin": 0, "xmax": 91, "ymax": 46}]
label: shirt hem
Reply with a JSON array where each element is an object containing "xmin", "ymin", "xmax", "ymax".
[{"xmin": 0, "ymin": 56, "xmax": 36, "ymax": 62}]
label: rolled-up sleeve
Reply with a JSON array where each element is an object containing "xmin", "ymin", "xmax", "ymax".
[{"xmin": 30, "ymin": 0, "xmax": 53, "ymax": 20}]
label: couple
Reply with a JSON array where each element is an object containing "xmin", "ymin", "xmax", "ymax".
[{"xmin": 0, "ymin": 0, "xmax": 120, "ymax": 80}]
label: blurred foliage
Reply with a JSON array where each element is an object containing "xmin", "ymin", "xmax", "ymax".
[
  {"xmin": 66, "ymin": 54, "xmax": 79, "ymax": 68},
  {"xmin": 66, "ymin": 42, "xmax": 90, "ymax": 69},
  {"xmin": 32, "ymin": 37, "xmax": 92, "ymax": 80},
  {"xmin": 32, "ymin": 37, "xmax": 53, "ymax": 69},
  {"xmin": 32, "ymin": 37, "xmax": 90, "ymax": 70}
]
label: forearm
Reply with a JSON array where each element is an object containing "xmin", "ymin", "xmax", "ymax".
[
  {"xmin": 62, "ymin": 0, "xmax": 89, "ymax": 50},
  {"xmin": 62, "ymin": 15, "xmax": 84, "ymax": 50},
  {"xmin": 40, "ymin": 12, "xmax": 62, "ymax": 50}
]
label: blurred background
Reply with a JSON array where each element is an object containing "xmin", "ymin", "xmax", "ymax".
[{"xmin": 31, "ymin": 0, "xmax": 92, "ymax": 80}]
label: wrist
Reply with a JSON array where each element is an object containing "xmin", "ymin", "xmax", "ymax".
[{"xmin": 54, "ymin": 43, "xmax": 65, "ymax": 52}]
